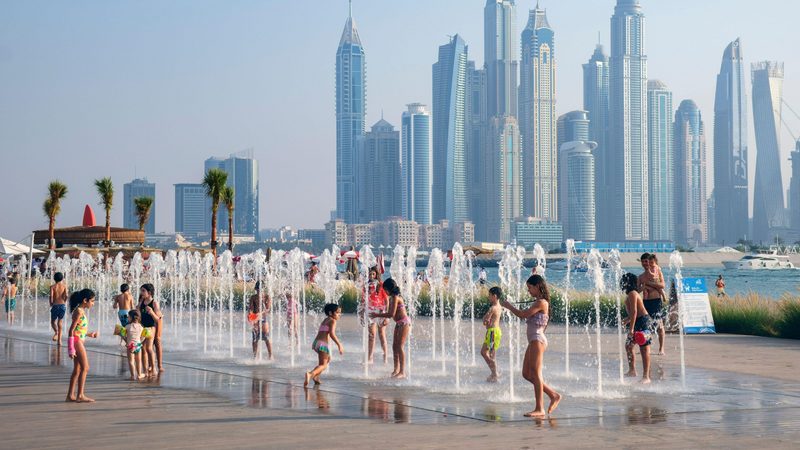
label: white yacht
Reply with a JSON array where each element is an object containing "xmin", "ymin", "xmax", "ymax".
[{"xmin": 722, "ymin": 253, "xmax": 796, "ymax": 270}]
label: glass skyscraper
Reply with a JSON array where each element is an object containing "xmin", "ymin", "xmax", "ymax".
[
  {"xmin": 484, "ymin": 0, "xmax": 518, "ymax": 119},
  {"xmin": 647, "ymin": 80, "xmax": 674, "ymax": 241},
  {"xmin": 174, "ymin": 183, "xmax": 207, "ymax": 235},
  {"xmin": 713, "ymin": 39, "xmax": 749, "ymax": 245},
  {"xmin": 401, "ymin": 104, "xmax": 432, "ymax": 225},
  {"xmin": 751, "ymin": 61, "xmax": 786, "ymax": 242},
  {"xmin": 356, "ymin": 119, "xmax": 401, "ymax": 223},
  {"xmin": 123, "ymin": 178, "xmax": 155, "ymax": 234},
  {"xmin": 520, "ymin": 4, "xmax": 557, "ymax": 221},
  {"xmin": 583, "ymin": 43, "xmax": 610, "ymax": 241},
  {"xmin": 432, "ymin": 35, "xmax": 468, "ymax": 224},
  {"xmin": 487, "ymin": 116, "xmax": 521, "ymax": 243},
  {"xmin": 335, "ymin": 6, "xmax": 366, "ymax": 224},
  {"xmin": 610, "ymin": 0, "xmax": 649, "ymax": 240},
  {"xmin": 559, "ymin": 141, "xmax": 597, "ymax": 241},
  {"xmin": 466, "ymin": 61, "xmax": 488, "ymax": 240},
  {"xmin": 674, "ymin": 100, "xmax": 708, "ymax": 246},
  {"xmin": 204, "ymin": 152, "xmax": 259, "ymax": 236}
]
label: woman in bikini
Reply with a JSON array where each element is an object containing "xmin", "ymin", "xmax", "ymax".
[
  {"xmin": 500, "ymin": 275, "xmax": 561, "ymax": 418},
  {"xmin": 369, "ymin": 278, "xmax": 410, "ymax": 379},
  {"xmin": 304, "ymin": 303, "xmax": 343, "ymax": 387}
]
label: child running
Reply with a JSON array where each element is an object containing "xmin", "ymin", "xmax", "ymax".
[
  {"xmin": 3, "ymin": 278, "xmax": 17, "ymax": 326},
  {"xmin": 369, "ymin": 278, "xmax": 411, "ymax": 379},
  {"xmin": 113, "ymin": 283, "xmax": 134, "ymax": 327},
  {"xmin": 124, "ymin": 310, "xmax": 145, "ymax": 381},
  {"xmin": 49, "ymin": 272, "xmax": 68, "ymax": 345},
  {"xmin": 481, "ymin": 286, "xmax": 503, "ymax": 382},
  {"xmin": 623, "ymin": 272, "xmax": 653, "ymax": 384},
  {"xmin": 249, "ymin": 281, "xmax": 272, "ymax": 359},
  {"xmin": 66, "ymin": 288, "xmax": 98, "ymax": 402},
  {"xmin": 304, "ymin": 303, "xmax": 344, "ymax": 387}
]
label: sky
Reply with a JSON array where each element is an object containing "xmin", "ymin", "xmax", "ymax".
[{"xmin": 1, "ymin": 0, "xmax": 799, "ymax": 242}]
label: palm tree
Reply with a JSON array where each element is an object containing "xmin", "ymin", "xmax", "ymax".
[
  {"xmin": 222, "ymin": 186, "xmax": 235, "ymax": 251},
  {"xmin": 43, "ymin": 181, "xmax": 68, "ymax": 250},
  {"xmin": 134, "ymin": 196, "xmax": 154, "ymax": 246},
  {"xmin": 202, "ymin": 168, "xmax": 228, "ymax": 262},
  {"xmin": 93, "ymin": 177, "xmax": 114, "ymax": 247}
]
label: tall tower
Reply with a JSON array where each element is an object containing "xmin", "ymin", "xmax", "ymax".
[
  {"xmin": 713, "ymin": 39, "xmax": 749, "ymax": 245},
  {"xmin": 204, "ymin": 152, "xmax": 259, "ymax": 236},
  {"xmin": 583, "ymin": 42, "xmax": 610, "ymax": 240},
  {"xmin": 487, "ymin": 116, "xmax": 521, "ymax": 242},
  {"xmin": 751, "ymin": 61, "xmax": 785, "ymax": 242},
  {"xmin": 466, "ymin": 62, "xmax": 487, "ymax": 238},
  {"xmin": 335, "ymin": 2, "xmax": 366, "ymax": 224},
  {"xmin": 356, "ymin": 118, "xmax": 401, "ymax": 223},
  {"xmin": 484, "ymin": 0, "xmax": 518, "ymax": 119},
  {"xmin": 790, "ymin": 140, "xmax": 800, "ymax": 232},
  {"xmin": 674, "ymin": 100, "xmax": 708, "ymax": 246},
  {"xmin": 124, "ymin": 178, "xmax": 156, "ymax": 234},
  {"xmin": 609, "ymin": 0, "xmax": 648, "ymax": 240},
  {"xmin": 559, "ymin": 141, "xmax": 597, "ymax": 242},
  {"xmin": 432, "ymin": 35, "xmax": 468, "ymax": 224},
  {"xmin": 647, "ymin": 80, "xmax": 674, "ymax": 241},
  {"xmin": 401, "ymin": 104, "xmax": 432, "ymax": 225},
  {"xmin": 520, "ymin": 3, "xmax": 557, "ymax": 220}
]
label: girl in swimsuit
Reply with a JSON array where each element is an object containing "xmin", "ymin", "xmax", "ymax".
[
  {"xmin": 304, "ymin": 303, "xmax": 343, "ymax": 387},
  {"xmin": 500, "ymin": 275, "xmax": 561, "ymax": 418},
  {"xmin": 369, "ymin": 278, "xmax": 410, "ymax": 379},
  {"xmin": 363, "ymin": 266, "xmax": 389, "ymax": 364},
  {"xmin": 66, "ymin": 288, "xmax": 98, "ymax": 402},
  {"xmin": 138, "ymin": 283, "xmax": 162, "ymax": 376}
]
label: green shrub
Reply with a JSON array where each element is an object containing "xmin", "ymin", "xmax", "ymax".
[
  {"xmin": 710, "ymin": 294, "xmax": 780, "ymax": 337},
  {"xmin": 777, "ymin": 298, "xmax": 800, "ymax": 339}
]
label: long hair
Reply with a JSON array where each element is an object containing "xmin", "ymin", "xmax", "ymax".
[
  {"xmin": 526, "ymin": 274, "xmax": 550, "ymax": 301},
  {"xmin": 382, "ymin": 278, "xmax": 401, "ymax": 296},
  {"xmin": 69, "ymin": 288, "xmax": 95, "ymax": 312}
]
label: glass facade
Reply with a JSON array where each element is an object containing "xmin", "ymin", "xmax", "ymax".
[
  {"xmin": 674, "ymin": 100, "xmax": 708, "ymax": 246},
  {"xmin": 123, "ymin": 178, "xmax": 155, "ymax": 234},
  {"xmin": 647, "ymin": 80, "xmax": 674, "ymax": 242},
  {"xmin": 583, "ymin": 43, "xmax": 611, "ymax": 241},
  {"xmin": 174, "ymin": 183, "xmax": 207, "ymax": 235},
  {"xmin": 401, "ymin": 104, "xmax": 432, "ymax": 225}
]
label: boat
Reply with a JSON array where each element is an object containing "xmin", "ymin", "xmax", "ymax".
[{"xmin": 722, "ymin": 252, "xmax": 796, "ymax": 270}]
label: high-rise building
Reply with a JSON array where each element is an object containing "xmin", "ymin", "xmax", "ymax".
[
  {"xmin": 583, "ymin": 42, "xmax": 611, "ymax": 240},
  {"xmin": 484, "ymin": 0, "xmax": 518, "ymax": 119},
  {"xmin": 123, "ymin": 178, "xmax": 155, "ymax": 234},
  {"xmin": 174, "ymin": 183, "xmax": 208, "ymax": 235},
  {"xmin": 401, "ymin": 104, "xmax": 432, "ymax": 225},
  {"xmin": 751, "ymin": 61, "xmax": 786, "ymax": 242},
  {"xmin": 609, "ymin": 0, "xmax": 649, "ymax": 240},
  {"xmin": 674, "ymin": 100, "xmax": 708, "ymax": 246},
  {"xmin": 335, "ymin": 4, "xmax": 366, "ymax": 224},
  {"xmin": 790, "ymin": 140, "xmax": 800, "ymax": 232},
  {"xmin": 557, "ymin": 110, "xmax": 590, "ymax": 145},
  {"xmin": 713, "ymin": 39, "xmax": 749, "ymax": 245},
  {"xmin": 465, "ymin": 62, "xmax": 487, "ymax": 239},
  {"xmin": 487, "ymin": 116, "xmax": 522, "ymax": 242},
  {"xmin": 520, "ymin": 4, "xmax": 557, "ymax": 220},
  {"xmin": 432, "ymin": 35, "xmax": 468, "ymax": 224},
  {"xmin": 355, "ymin": 118, "xmax": 402, "ymax": 223},
  {"xmin": 204, "ymin": 152, "xmax": 259, "ymax": 236},
  {"xmin": 647, "ymin": 80, "xmax": 674, "ymax": 241},
  {"xmin": 558, "ymin": 141, "xmax": 597, "ymax": 241}
]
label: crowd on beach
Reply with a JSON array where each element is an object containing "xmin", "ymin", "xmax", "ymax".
[{"xmin": 0, "ymin": 252, "xmax": 679, "ymax": 418}]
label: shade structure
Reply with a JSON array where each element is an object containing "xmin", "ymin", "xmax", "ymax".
[
  {"xmin": 33, "ymin": 226, "xmax": 144, "ymax": 247},
  {"xmin": 0, "ymin": 237, "xmax": 44, "ymax": 256}
]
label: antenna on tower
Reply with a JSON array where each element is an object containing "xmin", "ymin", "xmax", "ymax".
[
  {"xmin": 349, "ymin": 0, "xmax": 352, "ymax": 19},
  {"xmin": 598, "ymin": 31, "xmax": 601, "ymax": 45}
]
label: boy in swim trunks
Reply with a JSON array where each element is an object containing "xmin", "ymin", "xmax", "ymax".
[
  {"xmin": 623, "ymin": 272, "xmax": 653, "ymax": 384},
  {"xmin": 249, "ymin": 282, "xmax": 273, "ymax": 360},
  {"xmin": 113, "ymin": 283, "xmax": 134, "ymax": 327},
  {"xmin": 481, "ymin": 286, "xmax": 503, "ymax": 382},
  {"xmin": 638, "ymin": 254, "xmax": 666, "ymax": 355},
  {"xmin": 49, "ymin": 272, "xmax": 68, "ymax": 345},
  {"xmin": 3, "ymin": 278, "xmax": 18, "ymax": 326}
]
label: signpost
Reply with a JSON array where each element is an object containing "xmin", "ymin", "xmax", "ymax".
[{"xmin": 678, "ymin": 277, "xmax": 716, "ymax": 334}]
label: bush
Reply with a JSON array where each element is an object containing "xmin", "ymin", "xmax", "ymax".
[
  {"xmin": 777, "ymin": 298, "xmax": 800, "ymax": 339},
  {"xmin": 710, "ymin": 294, "xmax": 781, "ymax": 337}
]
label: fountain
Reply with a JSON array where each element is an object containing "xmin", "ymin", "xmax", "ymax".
[
  {"xmin": 427, "ymin": 249, "xmax": 446, "ymax": 371},
  {"xmin": 358, "ymin": 245, "xmax": 376, "ymax": 377},
  {"xmin": 563, "ymin": 239, "xmax": 576, "ymax": 375},
  {"xmin": 586, "ymin": 249, "xmax": 605, "ymax": 395},
  {"xmin": 608, "ymin": 249, "xmax": 625, "ymax": 384},
  {"xmin": 669, "ymin": 250, "xmax": 687, "ymax": 388},
  {"xmin": 449, "ymin": 243, "xmax": 466, "ymax": 391}
]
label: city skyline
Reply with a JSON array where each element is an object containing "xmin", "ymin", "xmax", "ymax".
[{"xmin": 2, "ymin": 1, "xmax": 800, "ymax": 241}]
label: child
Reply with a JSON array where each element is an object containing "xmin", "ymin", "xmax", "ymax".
[
  {"xmin": 369, "ymin": 278, "xmax": 411, "ymax": 379},
  {"xmin": 3, "ymin": 278, "xmax": 17, "ymax": 325},
  {"xmin": 639, "ymin": 254, "xmax": 667, "ymax": 355},
  {"xmin": 49, "ymin": 272, "xmax": 68, "ymax": 344},
  {"xmin": 364, "ymin": 266, "xmax": 389, "ymax": 364},
  {"xmin": 304, "ymin": 303, "xmax": 343, "ymax": 387},
  {"xmin": 113, "ymin": 283, "xmax": 134, "ymax": 326},
  {"xmin": 481, "ymin": 286, "xmax": 503, "ymax": 382},
  {"xmin": 66, "ymin": 288, "xmax": 98, "ymax": 402},
  {"xmin": 249, "ymin": 281, "xmax": 272, "ymax": 359},
  {"xmin": 622, "ymin": 272, "xmax": 653, "ymax": 384},
  {"xmin": 124, "ymin": 310, "xmax": 145, "ymax": 380}
]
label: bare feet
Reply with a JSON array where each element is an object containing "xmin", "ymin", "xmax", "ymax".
[
  {"xmin": 390, "ymin": 371, "xmax": 399, "ymax": 378},
  {"xmin": 313, "ymin": 376, "xmax": 321, "ymax": 385},
  {"xmin": 624, "ymin": 370, "xmax": 637, "ymax": 378},
  {"xmin": 383, "ymin": 355, "xmax": 388, "ymax": 364},
  {"xmin": 77, "ymin": 396, "xmax": 95, "ymax": 403},
  {"xmin": 138, "ymin": 374, "xmax": 146, "ymax": 380},
  {"xmin": 304, "ymin": 372, "xmax": 311, "ymax": 387},
  {"xmin": 657, "ymin": 350, "xmax": 665, "ymax": 356},
  {"xmin": 52, "ymin": 334, "xmax": 58, "ymax": 342},
  {"xmin": 524, "ymin": 409, "xmax": 546, "ymax": 418},
  {"xmin": 394, "ymin": 373, "xmax": 406, "ymax": 380},
  {"xmin": 640, "ymin": 378, "xmax": 651, "ymax": 385},
  {"xmin": 548, "ymin": 393, "xmax": 562, "ymax": 414},
  {"xmin": 486, "ymin": 375, "xmax": 498, "ymax": 383},
  {"xmin": 65, "ymin": 395, "xmax": 76, "ymax": 402},
  {"xmin": 129, "ymin": 376, "xmax": 136, "ymax": 381},
  {"xmin": 158, "ymin": 366, "xmax": 165, "ymax": 373}
]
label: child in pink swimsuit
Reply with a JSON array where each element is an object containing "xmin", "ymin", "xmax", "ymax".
[{"xmin": 304, "ymin": 303, "xmax": 343, "ymax": 387}]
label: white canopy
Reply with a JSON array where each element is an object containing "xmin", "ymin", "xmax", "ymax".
[{"xmin": 0, "ymin": 238, "xmax": 44, "ymax": 256}]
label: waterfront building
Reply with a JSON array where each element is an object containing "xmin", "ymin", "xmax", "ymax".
[
  {"xmin": 401, "ymin": 104, "xmax": 432, "ymax": 225},
  {"xmin": 356, "ymin": 118, "xmax": 401, "ymax": 223},
  {"xmin": 335, "ymin": 4, "xmax": 366, "ymax": 224},
  {"xmin": 123, "ymin": 178, "xmax": 155, "ymax": 234},
  {"xmin": 465, "ymin": 62, "xmax": 487, "ymax": 239},
  {"xmin": 751, "ymin": 61, "xmax": 786, "ymax": 242},
  {"xmin": 674, "ymin": 100, "xmax": 708, "ymax": 246},
  {"xmin": 790, "ymin": 141, "xmax": 800, "ymax": 232},
  {"xmin": 558, "ymin": 141, "xmax": 596, "ymax": 241},
  {"xmin": 713, "ymin": 38, "xmax": 749, "ymax": 245},
  {"xmin": 487, "ymin": 116, "xmax": 522, "ymax": 242},
  {"xmin": 557, "ymin": 110, "xmax": 590, "ymax": 145},
  {"xmin": 583, "ymin": 43, "xmax": 611, "ymax": 240},
  {"xmin": 647, "ymin": 80, "xmax": 675, "ymax": 241},
  {"xmin": 174, "ymin": 183, "xmax": 207, "ymax": 235},
  {"xmin": 432, "ymin": 35, "xmax": 468, "ymax": 224},
  {"xmin": 609, "ymin": 0, "xmax": 649, "ymax": 240},
  {"xmin": 520, "ymin": 4, "xmax": 557, "ymax": 220},
  {"xmin": 511, "ymin": 218, "xmax": 563, "ymax": 251}
]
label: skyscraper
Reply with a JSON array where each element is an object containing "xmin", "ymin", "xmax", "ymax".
[
  {"xmin": 583, "ymin": 42, "xmax": 611, "ymax": 240},
  {"xmin": 674, "ymin": 100, "xmax": 708, "ymax": 246},
  {"xmin": 647, "ymin": 80, "xmax": 674, "ymax": 241},
  {"xmin": 123, "ymin": 178, "xmax": 155, "ymax": 234},
  {"xmin": 432, "ymin": 35, "xmax": 468, "ymax": 224},
  {"xmin": 356, "ymin": 118, "xmax": 401, "ymax": 223},
  {"xmin": 335, "ymin": 4, "xmax": 366, "ymax": 224},
  {"xmin": 520, "ymin": 4, "xmax": 557, "ymax": 220},
  {"xmin": 174, "ymin": 183, "xmax": 207, "ymax": 235},
  {"xmin": 751, "ymin": 61, "xmax": 786, "ymax": 242},
  {"xmin": 559, "ymin": 141, "xmax": 597, "ymax": 241},
  {"xmin": 609, "ymin": 0, "xmax": 648, "ymax": 240},
  {"xmin": 484, "ymin": 0, "xmax": 518, "ymax": 119},
  {"xmin": 790, "ymin": 140, "xmax": 800, "ymax": 232},
  {"xmin": 466, "ymin": 62, "xmax": 488, "ymax": 239},
  {"xmin": 557, "ymin": 110, "xmax": 590, "ymax": 146},
  {"xmin": 204, "ymin": 152, "xmax": 259, "ymax": 236},
  {"xmin": 487, "ymin": 116, "xmax": 521, "ymax": 242},
  {"xmin": 713, "ymin": 39, "xmax": 749, "ymax": 245},
  {"xmin": 401, "ymin": 104, "xmax": 432, "ymax": 225}
]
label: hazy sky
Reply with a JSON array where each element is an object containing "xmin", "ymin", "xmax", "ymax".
[{"xmin": 2, "ymin": 0, "xmax": 799, "ymax": 241}]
